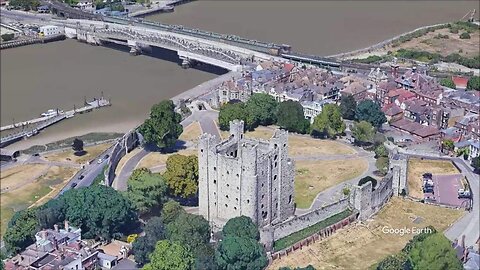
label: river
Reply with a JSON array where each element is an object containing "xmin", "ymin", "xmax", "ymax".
[
  {"xmin": 148, "ymin": 1, "xmax": 479, "ymax": 55},
  {"xmin": 1, "ymin": 0, "xmax": 478, "ymax": 149}
]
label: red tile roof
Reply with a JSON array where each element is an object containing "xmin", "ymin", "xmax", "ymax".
[{"xmin": 452, "ymin": 76, "xmax": 468, "ymax": 89}]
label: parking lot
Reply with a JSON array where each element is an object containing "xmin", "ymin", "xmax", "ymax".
[{"xmin": 424, "ymin": 173, "xmax": 470, "ymax": 208}]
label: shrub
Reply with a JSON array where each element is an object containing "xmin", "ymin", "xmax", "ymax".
[
  {"xmin": 1, "ymin": 33, "xmax": 14, "ymax": 42},
  {"xmin": 342, "ymin": 187, "xmax": 350, "ymax": 196},
  {"xmin": 460, "ymin": 32, "xmax": 471, "ymax": 39}
]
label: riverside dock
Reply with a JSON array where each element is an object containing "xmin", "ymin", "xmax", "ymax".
[{"xmin": 0, "ymin": 98, "xmax": 110, "ymax": 147}]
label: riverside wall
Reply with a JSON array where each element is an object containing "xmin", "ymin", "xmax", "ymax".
[{"xmin": 104, "ymin": 130, "xmax": 139, "ymax": 186}]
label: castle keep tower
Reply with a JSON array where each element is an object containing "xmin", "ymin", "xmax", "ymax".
[{"xmin": 198, "ymin": 120, "xmax": 295, "ymax": 231}]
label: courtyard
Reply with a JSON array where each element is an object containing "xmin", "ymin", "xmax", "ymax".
[{"xmin": 268, "ymin": 197, "xmax": 464, "ymax": 270}]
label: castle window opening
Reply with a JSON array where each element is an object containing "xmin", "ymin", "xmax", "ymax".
[
  {"xmin": 236, "ymin": 198, "xmax": 238, "ymax": 201},
  {"xmin": 226, "ymin": 195, "xmax": 229, "ymax": 198},
  {"xmin": 261, "ymin": 204, "xmax": 264, "ymax": 208},
  {"xmin": 274, "ymin": 154, "xmax": 278, "ymax": 160},
  {"xmin": 200, "ymin": 149, "xmax": 204, "ymax": 153},
  {"xmin": 234, "ymin": 207, "xmax": 237, "ymax": 210},
  {"xmin": 213, "ymin": 180, "xmax": 216, "ymax": 184},
  {"xmin": 214, "ymin": 166, "xmax": 217, "ymax": 171},
  {"xmin": 274, "ymin": 162, "xmax": 278, "ymax": 168},
  {"xmin": 226, "ymin": 183, "xmax": 230, "ymax": 187},
  {"xmin": 225, "ymin": 204, "xmax": 228, "ymax": 208},
  {"xmin": 247, "ymin": 199, "xmax": 250, "ymax": 204},
  {"xmin": 288, "ymin": 195, "xmax": 292, "ymax": 204},
  {"xmin": 262, "ymin": 211, "xmax": 268, "ymax": 220},
  {"xmin": 273, "ymin": 175, "xmax": 277, "ymax": 181}
]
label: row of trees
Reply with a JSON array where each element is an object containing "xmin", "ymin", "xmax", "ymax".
[
  {"xmin": 8, "ymin": 0, "xmax": 40, "ymax": 10},
  {"xmin": 133, "ymin": 207, "xmax": 269, "ymax": 270},
  {"xmin": 219, "ymin": 94, "xmax": 310, "ymax": 134},
  {"xmin": 4, "ymin": 185, "xmax": 138, "ymax": 255},
  {"xmin": 376, "ymin": 226, "xmax": 462, "ymax": 270}
]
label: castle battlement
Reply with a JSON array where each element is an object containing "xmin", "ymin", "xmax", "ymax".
[{"xmin": 198, "ymin": 120, "xmax": 295, "ymax": 231}]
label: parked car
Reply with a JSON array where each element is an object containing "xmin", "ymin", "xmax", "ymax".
[
  {"xmin": 104, "ymin": 154, "xmax": 110, "ymax": 159},
  {"xmin": 78, "ymin": 175, "xmax": 84, "ymax": 180},
  {"xmin": 32, "ymin": 153, "xmax": 40, "ymax": 157},
  {"xmin": 70, "ymin": 183, "xmax": 77, "ymax": 188},
  {"xmin": 458, "ymin": 189, "xmax": 471, "ymax": 199},
  {"xmin": 97, "ymin": 159, "xmax": 103, "ymax": 164}
]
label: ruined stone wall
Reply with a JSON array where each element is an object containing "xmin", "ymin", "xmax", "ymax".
[
  {"xmin": 351, "ymin": 172, "xmax": 394, "ymax": 220},
  {"xmin": 266, "ymin": 198, "xmax": 350, "ymax": 242},
  {"xmin": 390, "ymin": 151, "xmax": 408, "ymax": 195},
  {"xmin": 104, "ymin": 130, "xmax": 139, "ymax": 186}
]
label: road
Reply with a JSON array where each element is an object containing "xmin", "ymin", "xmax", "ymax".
[{"xmin": 114, "ymin": 148, "xmax": 148, "ymax": 191}]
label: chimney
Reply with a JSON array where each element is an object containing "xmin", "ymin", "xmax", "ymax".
[
  {"xmin": 64, "ymin": 220, "xmax": 70, "ymax": 232},
  {"xmin": 54, "ymin": 224, "xmax": 59, "ymax": 232}
]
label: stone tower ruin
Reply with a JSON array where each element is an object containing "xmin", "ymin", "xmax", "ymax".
[{"xmin": 198, "ymin": 120, "xmax": 295, "ymax": 231}]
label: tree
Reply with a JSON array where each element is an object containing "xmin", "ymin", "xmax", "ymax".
[
  {"xmin": 126, "ymin": 168, "xmax": 167, "ymax": 215},
  {"xmin": 374, "ymin": 144, "xmax": 388, "ymax": 158},
  {"xmin": 143, "ymin": 240, "xmax": 195, "ymax": 270},
  {"xmin": 376, "ymin": 253, "xmax": 409, "ymax": 270},
  {"xmin": 166, "ymin": 213, "xmax": 210, "ymax": 252},
  {"xmin": 37, "ymin": 198, "xmax": 65, "ymax": 230},
  {"xmin": 376, "ymin": 157, "xmax": 390, "ymax": 175},
  {"xmin": 4, "ymin": 208, "xmax": 39, "ymax": 254},
  {"xmin": 467, "ymin": 76, "xmax": 480, "ymax": 91},
  {"xmin": 218, "ymin": 102, "xmax": 251, "ymax": 131},
  {"xmin": 459, "ymin": 32, "xmax": 471, "ymax": 39},
  {"xmin": 311, "ymin": 104, "xmax": 345, "ymax": 138},
  {"xmin": 139, "ymin": 100, "xmax": 183, "ymax": 150},
  {"xmin": 222, "ymin": 216, "xmax": 259, "ymax": 240},
  {"xmin": 161, "ymin": 200, "xmax": 186, "ymax": 225},
  {"xmin": 356, "ymin": 100, "xmax": 387, "ymax": 128},
  {"xmin": 59, "ymin": 185, "xmax": 137, "ymax": 239},
  {"xmin": 72, "ymin": 138, "xmax": 84, "ymax": 154},
  {"xmin": 133, "ymin": 217, "xmax": 166, "ymax": 266},
  {"xmin": 280, "ymin": 266, "xmax": 316, "ymax": 270},
  {"xmin": 351, "ymin": 121, "xmax": 375, "ymax": 145},
  {"xmin": 339, "ymin": 94, "xmax": 357, "ymax": 120},
  {"xmin": 1, "ymin": 33, "xmax": 14, "ymax": 42},
  {"xmin": 276, "ymin": 100, "xmax": 310, "ymax": 134},
  {"xmin": 441, "ymin": 139, "xmax": 455, "ymax": 152},
  {"xmin": 245, "ymin": 93, "xmax": 278, "ymax": 127},
  {"xmin": 163, "ymin": 154, "xmax": 199, "ymax": 199},
  {"xmin": 215, "ymin": 236, "xmax": 268, "ymax": 270},
  {"xmin": 439, "ymin": 78, "xmax": 456, "ymax": 89},
  {"xmin": 409, "ymin": 233, "xmax": 462, "ymax": 270},
  {"xmin": 8, "ymin": 0, "xmax": 40, "ymax": 10},
  {"xmin": 472, "ymin": 156, "xmax": 480, "ymax": 173},
  {"xmin": 358, "ymin": 176, "xmax": 377, "ymax": 190}
]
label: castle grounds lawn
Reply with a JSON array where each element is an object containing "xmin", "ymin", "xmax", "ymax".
[
  {"xmin": 135, "ymin": 149, "xmax": 198, "ymax": 170},
  {"xmin": 407, "ymin": 158, "xmax": 459, "ymax": 198},
  {"xmin": 179, "ymin": 121, "xmax": 202, "ymax": 143},
  {"xmin": 1, "ymin": 164, "xmax": 49, "ymax": 191},
  {"xmin": 43, "ymin": 143, "xmax": 112, "ymax": 164},
  {"xmin": 295, "ymin": 159, "xmax": 368, "ymax": 209},
  {"xmin": 222, "ymin": 126, "xmax": 356, "ymax": 156},
  {"xmin": 0, "ymin": 165, "xmax": 78, "ymax": 237},
  {"xmin": 268, "ymin": 197, "xmax": 464, "ymax": 270}
]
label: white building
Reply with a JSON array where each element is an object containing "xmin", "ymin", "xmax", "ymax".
[
  {"xmin": 301, "ymin": 99, "xmax": 335, "ymax": 123},
  {"xmin": 39, "ymin": 25, "xmax": 62, "ymax": 36},
  {"xmin": 75, "ymin": 0, "xmax": 95, "ymax": 11},
  {"xmin": 469, "ymin": 140, "xmax": 480, "ymax": 162}
]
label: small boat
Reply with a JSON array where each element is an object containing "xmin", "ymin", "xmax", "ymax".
[{"xmin": 41, "ymin": 109, "xmax": 63, "ymax": 117}]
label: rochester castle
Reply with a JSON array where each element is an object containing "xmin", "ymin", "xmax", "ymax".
[
  {"xmin": 198, "ymin": 120, "xmax": 408, "ymax": 251},
  {"xmin": 198, "ymin": 120, "xmax": 295, "ymax": 231}
]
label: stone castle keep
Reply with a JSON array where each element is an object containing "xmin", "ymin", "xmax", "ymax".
[{"xmin": 198, "ymin": 120, "xmax": 295, "ymax": 231}]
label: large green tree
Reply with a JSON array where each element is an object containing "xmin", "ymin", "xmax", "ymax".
[
  {"xmin": 339, "ymin": 94, "xmax": 357, "ymax": 120},
  {"xmin": 355, "ymin": 100, "xmax": 387, "ymax": 128},
  {"xmin": 3, "ymin": 208, "xmax": 39, "ymax": 254},
  {"xmin": 409, "ymin": 233, "xmax": 462, "ymax": 270},
  {"xmin": 472, "ymin": 156, "xmax": 480, "ymax": 173},
  {"xmin": 161, "ymin": 200, "xmax": 186, "ymax": 225},
  {"xmin": 222, "ymin": 216, "xmax": 259, "ymax": 240},
  {"xmin": 218, "ymin": 102, "xmax": 252, "ymax": 131},
  {"xmin": 166, "ymin": 212, "xmax": 210, "ymax": 252},
  {"xmin": 215, "ymin": 236, "xmax": 268, "ymax": 270},
  {"xmin": 126, "ymin": 168, "xmax": 167, "ymax": 215},
  {"xmin": 351, "ymin": 121, "xmax": 376, "ymax": 145},
  {"xmin": 133, "ymin": 217, "xmax": 166, "ymax": 266},
  {"xmin": 143, "ymin": 240, "xmax": 195, "ymax": 270},
  {"xmin": 467, "ymin": 76, "xmax": 480, "ymax": 91},
  {"xmin": 276, "ymin": 100, "xmax": 310, "ymax": 134},
  {"xmin": 311, "ymin": 104, "xmax": 345, "ymax": 138},
  {"xmin": 139, "ymin": 100, "xmax": 183, "ymax": 150},
  {"xmin": 59, "ymin": 185, "xmax": 137, "ymax": 239},
  {"xmin": 163, "ymin": 154, "xmax": 199, "ymax": 199},
  {"xmin": 245, "ymin": 93, "xmax": 278, "ymax": 126}
]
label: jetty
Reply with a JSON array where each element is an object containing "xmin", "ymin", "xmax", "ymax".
[{"xmin": 0, "ymin": 98, "xmax": 110, "ymax": 147}]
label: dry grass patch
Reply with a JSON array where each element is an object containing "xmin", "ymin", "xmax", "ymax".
[
  {"xmin": 0, "ymin": 165, "xmax": 78, "ymax": 237},
  {"xmin": 295, "ymin": 159, "xmax": 368, "ymax": 209},
  {"xmin": 407, "ymin": 158, "xmax": 459, "ymax": 198},
  {"xmin": 269, "ymin": 197, "xmax": 464, "ymax": 270},
  {"xmin": 136, "ymin": 149, "xmax": 198, "ymax": 169},
  {"xmin": 43, "ymin": 143, "xmax": 112, "ymax": 164},
  {"xmin": 223, "ymin": 126, "xmax": 355, "ymax": 156},
  {"xmin": 179, "ymin": 121, "xmax": 203, "ymax": 143},
  {"xmin": 1, "ymin": 164, "xmax": 49, "ymax": 190}
]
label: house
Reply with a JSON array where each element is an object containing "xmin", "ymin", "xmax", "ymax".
[
  {"xmin": 390, "ymin": 118, "xmax": 441, "ymax": 140},
  {"xmin": 301, "ymin": 99, "xmax": 334, "ymax": 124},
  {"xmin": 74, "ymin": 0, "xmax": 95, "ymax": 11},
  {"xmin": 340, "ymin": 81, "xmax": 368, "ymax": 101},
  {"xmin": 452, "ymin": 76, "xmax": 469, "ymax": 90},
  {"xmin": 39, "ymin": 25, "xmax": 61, "ymax": 37},
  {"xmin": 382, "ymin": 103, "xmax": 403, "ymax": 122}
]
